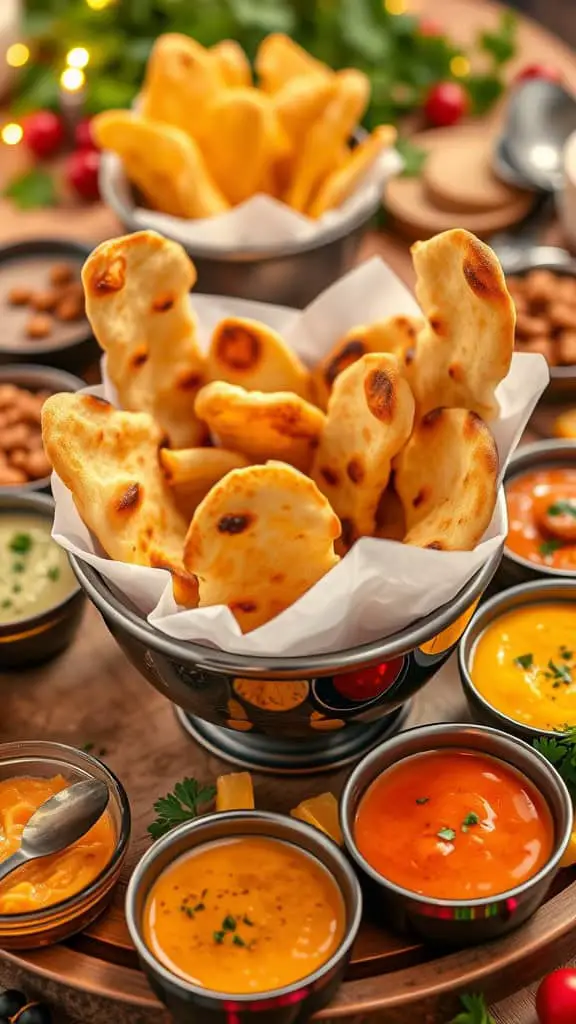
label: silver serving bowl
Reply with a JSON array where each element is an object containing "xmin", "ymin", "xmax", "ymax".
[
  {"xmin": 459, "ymin": 579, "xmax": 576, "ymax": 744},
  {"xmin": 500, "ymin": 439, "xmax": 576, "ymax": 589},
  {"xmin": 340, "ymin": 723, "xmax": 572, "ymax": 945},
  {"xmin": 126, "ymin": 811, "xmax": 362, "ymax": 1024}
]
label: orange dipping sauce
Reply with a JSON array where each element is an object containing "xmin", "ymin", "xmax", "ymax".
[
  {"xmin": 506, "ymin": 468, "xmax": 576, "ymax": 571},
  {"xmin": 354, "ymin": 751, "xmax": 554, "ymax": 900},
  {"xmin": 0, "ymin": 776, "xmax": 116, "ymax": 914}
]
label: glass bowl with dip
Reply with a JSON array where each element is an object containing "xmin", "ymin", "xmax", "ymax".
[
  {"xmin": 459, "ymin": 579, "xmax": 576, "ymax": 744},
  {"xmin": 500, "ymin": 439, "xmax": 576, "ymax": 589},
  {"xmin": 126, "ymin": 810, "xmax": 362, "ymax": 1024},
  {"xmin": 0, "ymin": 740, "xmax": 130, "ymax": 949},
  {"xmin": 0, "ymin": 491, "xmax": 85, "ymax": 668},
  {"xmin": 340, "ymin": 723, "xmax": 572, "ymax": 945}
]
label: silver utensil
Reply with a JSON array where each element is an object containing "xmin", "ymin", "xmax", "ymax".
[
  {"xmin": 503, "ymin": 79, "xmax": 576, "ymax": 192},
  {"xmin": 0, "ymin": 778, "xmax": 109, "ymax": 885}
]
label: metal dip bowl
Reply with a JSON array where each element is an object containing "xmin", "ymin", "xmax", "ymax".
[
  {"xmin": 126, "ymin": 811, "xmax": 362, "ymax": 1024},
  {"xmin": 69, "ymin": 509, "xmax": 503, "ymax": 772},
  {"xmin": 340, "ymin": 723, "xmax": 572, "ymax": 946}
]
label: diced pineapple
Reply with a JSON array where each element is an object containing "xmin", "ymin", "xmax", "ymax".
[
  {"xmin": 560, "ymin": 829, "xmax": 576, "ymax": 868},
  {"xmin": 216, "ymin": 772, "xmax": 255, "ymax": 812},
  {"xmin": 291, "ymin": 793, "xmax": 343, "ymax": 845}
]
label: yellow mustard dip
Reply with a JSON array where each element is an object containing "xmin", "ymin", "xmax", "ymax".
[
  {"xmin": 470, "ymin": 603, "xmax": 576, "ymax": 731},
  {"xmin": 0, "ymin": 514, "xmax": 76, "ymax": 625}
]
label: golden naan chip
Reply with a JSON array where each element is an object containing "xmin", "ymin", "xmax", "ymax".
[
  {"xmin": 284, "ymin": 69, "xmax": 370, "ymax": 213},
  {"xmin": 93, "ymin": 111, "xmax": 229, "ymax": 219},
  {"xmin": 394, "ymin": 407, "xmax": 498, "ymax": 551},
  {"xmin": 183, "ymin": 461, "xmax": 340, "ymax": 631},
  {"xmin": 210, "ymin": 39, "xmax": 252, "ymax": 88},
  {"xmin": 82, "ymin": 230, "xmax": 208, "ymax": 448},
  {"xmin": 273, "ymin": 75, "xmax": 335, "ymax": 147},
  {"xmin": 159, "ymin": 446, "xmax": 250, "ymax": 519},
  {"xmin": 208, "ymin": 316, "xmax": 311, "ymax": 399},
  {"xmin": 41, "ymin": 393, "xmax": 197, "ymax": 607},
  {"xmin": 255, "ymin": 33, "xmax": 330, "ymax": 94},
  {"xmin": 313, "ymin": 315, "xmax": 422, "ymax": 410},
  {"xmin": 311, "ymin": 353, "xmax": 415, "ymax": 552},
  {"xmin": 308, "ymin": 125, "xmax": 396, "ymax": 217},
  {"xmin": 408, "ymin": 229, "xmax": 516, "ymax": 420},
  {"xmin": 195, "ymin": 382, "xmax": 326, "ymax": 473},
  {"xmin": 140, "ymin": 33, "xmax": 223, "ymax": 140}
]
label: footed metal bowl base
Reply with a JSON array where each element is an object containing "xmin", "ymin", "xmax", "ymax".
[{"xmin": 175, "ymin": 704, "xmax": 410, "ymax": 774}]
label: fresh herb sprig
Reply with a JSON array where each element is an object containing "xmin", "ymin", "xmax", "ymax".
[
  {"xmin": 534, "ymin": 727, "xmax": 576, "ymax": 797},
  {"xmin": 148, "ymin": 777, "xmax": 216, "ymax": 839},
  {"xmin": 450, "ymin": 992, "xmax": 496, "ymax": 1024}
]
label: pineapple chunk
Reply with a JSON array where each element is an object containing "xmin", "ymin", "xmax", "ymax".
[
  {"xmin": 216, "ymin": 772, "xmax": 255, "ymax": 812},
  {"xmin": 560, "ymin": 829, "xmax": 576, "ymax": 868},
  {"xmin": 291, "ymin": 793, "xmax": 343, "ymax": 845}
]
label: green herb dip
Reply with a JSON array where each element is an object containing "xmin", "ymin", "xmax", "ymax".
[{"xmin": 0, "ymin": 515, "xmax": 76, "ymax": 625}]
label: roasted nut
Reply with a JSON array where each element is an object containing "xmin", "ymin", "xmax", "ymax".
[
  {"xmin": 549, "ymin": 303, "xmax": 576, "ymax": 331},
  {"xmin": 7, "ymin": 285, "xmax": 32, "ymax": 306},
  {"xmin": 31, "ymin": 289, "xmax": 59, "ymax": 313},
  {"xmin": 558, "ymin": 330, "xmax": 576, "ymax": 366},
  {"xmin": 25, "ymin": 448, "xmax": 51, "ymax": 479},
  {"xmin": 515, "ymin": 313, "xmax": 550, "ymax": 338},
  {"xmin": 1, "ymin": 422, "xmax": 31, "ymax": 450},
  {"xmin": 9, "ymin": 448, "xmax": 29, "ymax": 469},
  {"xmin": 517, "ymin": 336, "xmax": 554, "ymax": 362},
  {"xmin": 26, "ymin": 314, "xmax": 53, "ymax": 339},
  {"xmin": 555, "ymin": 277, "xmax": 576, "ymax": 305},
  {"xmin": 49, "ymin": 262, "xmax": 75, "ymax": 286},
  {"xmin": 0, "ymin": 384, "xmax": 20, "ymax": 409},
  {"xmin": 524, "ymin": 269, "xmax": 557, "ymax": 306},
  {"xmin": 0, "ymin": 466, "xmax": 27, "ymax": 485},
  {"xmin": 55, "ymin": 295, "xmax": 84, "ymax": 322}
]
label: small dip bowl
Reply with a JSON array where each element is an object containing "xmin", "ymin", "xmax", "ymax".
[
  {"xmin": 0, "ymin": 363, "xmax": 84, "ymax": 495},
  {"xmin": 0, "ymin": 239, "xmax": 96, "ymax": 376},
  {"xmin": 340, "ymin": 723, "xmax": 572, "ymax": 946},
  {"xmin": 0, "ymin": 490, "xmax": 85, "ymax": 669},
  {"xmin": 500, "ymin": 439, "xmax": 576, "ymax": 589},
  {"xmin": 126, "ymin": 810, "xmax": 362, "ymax": 1024},
  {"xmin": 0, "ymin": 740, "xmax": 130, "ymax": 949},
  {"xmin": 459, "ymin": 579, "xmax": 576, "ymax": 744}
]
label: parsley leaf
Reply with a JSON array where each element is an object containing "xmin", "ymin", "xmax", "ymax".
[
  {"xmin": 534, "ymin": 728, "xmax": 576, "ymax": 798},
  {"xmin": 461, "ymin": 812, "xmax": 480, "ymax": 832},
  {"xmin": 450, "ymin": 991, "xmax": 496, "ymax": 1024},
  {"xmin": 548, "ymin": 500, "xmax": 576, "ymax": 519},
  {"xmin": 232, "ymin": 934, "xmax": 246, "ymax": 947},
  {"xmin": 9, "ymin": 533, "xmax": 32, "ymax": 554},
  {"xmin": 514, "ymin": 653, "xmax": 533, "ymax": 670},
  {"xmin": 47, "ymin": 566, "xmax": 60, "ymax": 582},
  {"xmin": 222, "ymin": 915, "xmax": 236, "ymax": 932},
  {"xmin": 539, "ymin": 538, "xmax": 564, "ymax": 558},
  {"xmin": 4, "ymin": 168, "xmax": 57, "ymax": 210},
  {"xmin": 148, "ymin": 777, "xmax": 216, "ymax": 839},
  {"xmin": 547, "ymin": 659, "xmax": 572, "ymax": 685},
  {"xmin": 437, "ymin": 827, "xmax": 456, "ymax": 842}
]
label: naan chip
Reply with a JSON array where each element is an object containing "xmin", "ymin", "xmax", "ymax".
[
  {"xmin": 273, "ymin": 75, "xmax": 335, "ymax": 147},
  {"xmin": 311, "ymin": 354, "xmax": 415, "ymax": 552},
  {"xmin": 394, "ymin": 407, "xmax": 498, "ymax": 551},
  {"xmin": 183, "ymin": 461, "xmax": 340, "ymax": 631},
  {"xmin": 208, "ymin": 316, "xmax": 311, "ymax": 399},
  {"xmin": 313, "ymin": 315, "xmax": 423, "ymax": 410},
  {"xmin": 140, "ymin": 33, "xmax": 223, "ymax": 141},
  {"xmin": 308, "ymin": 125, "xmax": 396, "ymax": 217},
  {"xmin": 82, "ymin": 230, "xmax": 208, "ymax": 449},
  {"xmin": 159, "ymin": 447, "xmax": 250, "ymax": 519},
  {"xmin": 255, "ymin": 33, "xmax": 330, "ymax": 94},
  {"xmin": 93, "ymin": 112, "xmax": 229, "ymax": 219},
  {"xmin": 195, "ymin": 382, "xmax": 326, "ymax": 473},
  {"xmin": 210, "ymin": 40, "xmax": 252, "ymax": 88},
  {"xmin": 374, "ymin": 484, "xmax": 406, "ymax": 542},
  {"xmin": 408, "ymin": 229, "xmax": 516, "ymax": 420},
  {"xmin": 41, "ymin": 393, "xmax": 197, "ymax": 607}
]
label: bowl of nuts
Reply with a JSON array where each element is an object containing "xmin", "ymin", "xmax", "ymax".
[
  {"xmin": 506, "ymin": 247, "xmax": 576, "ymax": 400},
  {"xmin": 0, "ymin": 364, "xmax": 84, "ymax": 492},
  {"xmin": 0, "ymin": 238, "xmax": 97, "ymax": 375}
]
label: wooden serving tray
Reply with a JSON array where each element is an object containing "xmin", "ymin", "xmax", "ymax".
[{"xmin": 1, "ymin": 597, "xmax": 576, "ymax": 1024}]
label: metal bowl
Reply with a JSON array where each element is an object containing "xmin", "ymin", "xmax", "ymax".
[
  {"xmin": 126, "ymin": 810, "xmax": 362, "ymax": 1024},
  {"xmin": 500, "ymin": 439, "xmax": 576, "ymax": 589},
  {"xmin": 340, "ymin": 723, "xmax": 572, "ymax": 945},
  {"xmin": 459, "ymin": 579, "xmax": 576, "ymax": 744},
  {"xmin": 69, "ymin": 507, "xmax": 504, "ymax": 771}
]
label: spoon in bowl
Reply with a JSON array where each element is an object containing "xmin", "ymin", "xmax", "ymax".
[{"xmin": 0, "ymin": 778, "xmax": 109, "ymax": 885}]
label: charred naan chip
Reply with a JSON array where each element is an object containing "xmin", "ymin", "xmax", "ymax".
[
  {"xmin": 255, "ymin": 34, "xmax": 330, "ymax": 94},
  {"xmin": 308, "ymin": 125, "xmax": 396, "ymax": 217},
  {"xmin": 311, "ymin": 354, "xmax": 415, "ymax": 552},
  {"xmin": 195, "ymin": 382, "xmax": 325, "ymax": 473},
  {"xmin": 208, "ymin": 317, "xmax": 311, "ymax": 399},
  {"xmin": 210, "ymin": 40, "xmax": 252, "ymax": 88},
  {"xmin": 183, "ymin": 461, "xmax": 340, "ymax": 631},
  {"xmin": 408, "ymin": 229, "xmax": 515, "ymax": 420},
  {"xmin": 159, "ymin": 446, "xmax": 250, "ymax": 519},
  {"xmin": 41, "ymin": 393, "xmax": 197, "ymax": 607},
  {"xmin": 140, "ymin": 33, "xmax": 223, "ymax": 141},
  {"xmin": 82, "ymin": 230, "xmax": 208, "ymax": 449},
  {"xmin": 313, "ymin": 315, "xmax": 422, "ymax": 410},
  {"xmin": 93, "ymin": 112, "xmax": 229, "ymax": 220},
  {"xmin": 394, "ymin": 408, "xmax": 498, "ymax": 551}
]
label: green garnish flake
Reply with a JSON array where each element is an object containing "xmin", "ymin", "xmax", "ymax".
[
  {"xmin": 233, "ymin": 934, "xmax": 246, "ymax": 947},
  {"xmin": 461, "ymin": 812, "xmax": 480, "ymax": 833},
  {"xmin": 47, "ymin": 566, "xmax": 60, "ymax": 582},
  {"xmin": 415, "ymin": 796, "xmax": 429, "ymax": 805},
  {"xmin": 514, "ymin": 653, "xmax": 533, "ymax": 670},
  {"xmin": 148, "ymin": 777, "xmax": 216, "ymax": 840},
  {"xmin": 437, "ymin": 827, "xmax": 456, "ymax": 842},
  {"xmin": 242, "ymin": 915, "xmax": 254, "ymax": 926},
  {"xmin": 213, "ymin": 930, "xmax": 225, "ymax": 944},
  {"xmin": 222, "ymin": 914, "xmax": 236, "ymax": 932},
  {"xmin": 547, "ymin": 500, "xmax": 576, "ymax": 519},
  {"xmin": 11, "ymin": 562, "xmax": 25, "ymax": 574},
  {"xmin": 547, "ymin": 659, "xmax": 572, "ymax": 685},
  {"xmin": 539, "ymin": 539, "xmax": 563, "ymax": 557},
  {"xmin": 1, "ymin": 599, "xmax": 12, "ymax": 609},
  {"xmin": 9, "ymin": 532, "xmax": 32, "ymax": 554},
  {"xmin": 12, "ymin": 583, "xmax": 21, "ymax": 594},
  {"xmin": 560, "ymin": 647, "xmax": 573, "ymax": 661},
  {"xmin": 194, "ymin": 902, "xmax": 205, "ymax": 912},
  {"xmin": 82, "ymin": 742, "xmax": 95, "ymax": 753},
  {"xmin": 181, "ymin": 905, "xmax": 194, "ymax": 919},
  {"xmin": 534, "ymin": 727, "xmax": 576, "ymax": 798}
]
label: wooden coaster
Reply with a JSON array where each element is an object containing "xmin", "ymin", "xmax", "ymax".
[{"xmin": 420, "ymin": 126, "xmax": 529, "ymax": 213}]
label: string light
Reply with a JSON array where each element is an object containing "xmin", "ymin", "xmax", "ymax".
[
  {"xmin": 384, "ymin": 0, "xmax": 407, "ymax": 13},
  {"xmin": 450, "ymin": 55, "xmax": 471, "ymax": 78},
  {"xmin": 1, "ymin": 123, "xmax": 23, "ymax": 146},
  {"xmin": 85, "ymin": 0, "xmax": 113, "ymax": 9},
  {"xmin": 6, "ymin": 43, "xmax": 30, "ymax": 68},
  {"xmin": 60, "ymin": 67, "xmax": 86, "ymax": 92},
  {"xmin": 66, "ymin": 47, "xmax": 90, "ymax": 69}
]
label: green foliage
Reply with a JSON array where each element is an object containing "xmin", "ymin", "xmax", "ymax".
[
  {"xmin": 3, "ymin": 168, "xmax": 57, "ymax": 209},
  {"xmin": 450, "ymin": 993, "xmax": 496, "ymax": 1024},
  {"xmin": 148, "ymin": 777, "xmax": 216, "ymax": 839},
  {"xmin": 395, "ymin": 137, "xmax": 427, "ymax": 177},
  {"xmin": 534, "ymin": 727, "xmax": 576, "ymax": 796},
  {"xmin": 18, "ymin": 0, "xmax": 517, "ymax": 128}
]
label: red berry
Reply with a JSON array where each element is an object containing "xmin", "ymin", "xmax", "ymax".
[
  {"xmin": 515, "ymin": 63, "xmax": 563, "ymax": 84},
  {"xmin": 424, "ymin": 82, "xmax": 468, "ymax": 127},
  {"xmin": 65, "ymin": 148, "xmax": 101, "ymax": 201},
  {"xmin": 74, "ymin": 118, "xmax": 98, "ymax": 151},
  {"xmin": 419, "ymin": 18, "xmax": 443, "ymax": 37},
  {"xmin": 22, "ymin": 110, "xmax": 65, "ymax": 159},
  {"xmin": 536, "ymin": 968, "xmax": 576, "ymax": 1024}
]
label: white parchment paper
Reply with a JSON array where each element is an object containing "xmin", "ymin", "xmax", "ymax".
[{"xmin": 51, "ymin": 258, "xmax": 549, "ymax": 656}]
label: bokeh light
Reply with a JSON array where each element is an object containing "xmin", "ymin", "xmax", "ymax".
[
  {"xmin": 384, "ymin": 0, "xmax": 407, "ymax": 14},
  {"xmin": 85, "ymin": 0, "xmax": 113, "ymax": 9},
  {"xmin": 1, "ymin": 123, "xmax": 23, "ymax": 146},
  {"xmin": 60, "ymin": 67, "xmax": 86, "ymax": 92},
  {"xmin": 450, "ymin": 55, "xmax": 471, "ymax": 78},
  {"xmin": 6, "ymin": 43, "xmax": 30, "ymax": 68},
  {"xmin": 66, "ymin": 47, "xmax": 90, "ymax": 69}
]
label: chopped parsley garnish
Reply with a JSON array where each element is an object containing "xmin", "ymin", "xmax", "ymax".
[
  {"xmin": 548, "ymin": 500, "xmax": 576, "ymax": 519},
  {"xmin": 437, "ymin": 827, "xmax": 456, "ymax": 842},
  {"xmin": 9, "ymin": 532, "xmax": 32, "ymax": 554},
  {"xmin": 222, "ymin": 915, "xmax": 236, "ymax": 932},
  {"xmin": 213, "ymin": 930, "xmax": 225, "ymax": 944},
  {"xmin": 233, "ymin": 935, "xmax": 247, "ymax": 947},
  {"xmin": 11, "ymin": 562, "xmax": 24, "ymax": 573},
  {"xmin": 546, "ymin": 659, "xmax": 572, "ymax": 685},
  {"xmin": 242, "ymin": 915, "xmax": 253, "ymax": 926},
  {"xmin": 539, "ymin": 539, "xmax": 563, "ymax": 557},
  {"xmin": 461, "ymin": 812, "xmax": 480, "ymax": 833},
  {"xmin": 82, "ymin": 742, "xmax": 94, "ymax": 753},
  {"xmin": 561, "ymin": 646, "xmax": 573, "ymax": 661},
  {"xmin": 181, "ymin": 905, "xmax": 194, "ymax": 919},
  {"xmin": 148, "ymin": 777, "xmax": 216, "ymax": 839},
  {"xmin": 12, "ymin": 583, "xmax": 21, "ymax": 594},
  {"xmin": 194, "ymin": 902, "xmax": 205, "ymax": 912},
  {"xmin": 47, "ymin": 566, "xmax": 60, "ymax": 582},
  {"xmin": 1, "ymin": 599, "xmax": 12, "ymax": 609},
  {"xmin": 415, "ymin": 796, "xmax": 429, "ymax": 805},
  {"xmin": 514, "ymin": 653, "xmax": 533, "ymax": 670}
]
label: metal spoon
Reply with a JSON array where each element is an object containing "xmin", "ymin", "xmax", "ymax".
[
  {"xmin": 0, "ymin": 779, "xmax": 109, "ymax": 885},
  {"xmin": 502, "ymin": 79, "xmax": 576, "ymax": 192}
]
